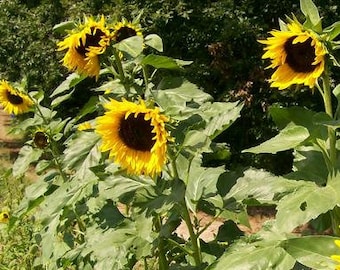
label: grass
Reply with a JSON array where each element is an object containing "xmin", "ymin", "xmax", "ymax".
[{"xmin": 0, "ymin": 155, "xmax": 39, "ymax": 269}]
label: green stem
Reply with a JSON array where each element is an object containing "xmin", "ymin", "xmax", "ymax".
[
  {"xmin": 30, "ymin": 96, "xmax": 69, "ymax": 182},
  {"xmin": 321, "ymin": 74, "xmax": 337, "ymax": 168},
  {"xmin": 155, "ymin": 215, "xmax": 168, "ymax": 270},
  {"xmin": 181, "ymin": 201, "xmax": 202, "ymax": 266},
  {"xmin": 113, "ymin": 48, "xmax": 130, "ymax": 93}
]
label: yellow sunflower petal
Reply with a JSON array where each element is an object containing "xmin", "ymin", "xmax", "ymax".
[
  {"xmin": 96, "ymin": 99, "xmax": 169, "ymax": 177},
  {"xmin": 0, "ymin": 80, "xmax": 33, "ymax": 115},
  {"xmin": 57, "ymin": 15, "xmax": 111, "ymax": 79},
  {"xmin": 258, "ymin": 20, "xmax": 326, "ymax": 90}
]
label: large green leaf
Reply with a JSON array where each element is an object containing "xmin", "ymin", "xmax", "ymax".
[
  {"xmin": 113, "ymin": 35, "xmax": 144, "ymax": 57},
  {"xmin": 141, "ymin": 54, "xmax": 187, "ymax": 70},
  {"xmin": 200, "ymin": 101, "xmax": 243, "ymax": 139},
  {"xmin": 208, "ymin": 245, "xmax": 295, "ymax": 270},
  {"xmin": 185, "ymin": 156, "xmax": 225, "ymax": 212},
  {"xmin": 51, "ymin": 73, "xmax": 86, "ymax": 97},
  {"xmin": 144, "ymin": 34, "xmax": 163, "ymax": 52},
  {"xmin": 276, "ymin": 173, "xmax": 340, "ymax": 232},
  {"xmin": 300, "ymin": 0, "xmax": 321, "ymax": 30},
  {"xmin": 225, "ymin": 168, "xmax": 310, "ymax": 204},
  {"xmin": 283, "ymin": 236, "xmax": 338, "ymax": 269},
  {"xmin": 243, "ymin": 123, "xmax": 309, "ymax": 154},
  {"xmin": 98, "ymin": 175, "xmax": 154, "ymax": 202},
  {"xmin": 84, "ymin": 215, "xmax": 155, "ymax": 270},
  {"xmin": 63, "ymin": 132, "xmax": 101, "ymax": 173},
  {"xmin": 12, "ymin": 145, "xmax": 43, "ymax": 177},
  {"xmin": 155, "ymin": 77, "xmax": 212, "ymax": 114}
]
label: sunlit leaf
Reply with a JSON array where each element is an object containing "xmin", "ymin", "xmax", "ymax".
[
  {"xmin": 63, "ymin": 132, "xmax": 101, "ymax": 176},
  {"xmin": 114, "ymin": 35, "xmax": 144, "ymax": 57},
  {"xmin": 12, "ymin": 145, "xmax": 43, "ymax": 177},
  {"xmin": 185, "ymin": 158, "xmax": 225, "ymax": 212},
  {"xmin": 141, "ymin": 54, "xmax": 182, "ymax": 70},
  {"xmin": 243, "ymin": 123, "xmax": 309, "ymax": 154},
  {"xmin": 283, "ymin": 236, "xmax": 338, "ymax": 269},
  {"xmin": 208, "ymin": 245, "xmax": 295, "ymax": 270},
  {"xmin": 300, "ymin": 0, "xmax": 321, "ymax": 30},
  {"xmin": 144, "ymin": 34, "xmax": 163, "ymax": 52},
  {"xmin": 51, "ymin": 73, "xmax": 87, "ymax": 97},
  {"xmin": 200, "ymin": 101, "xmax": 243, "ymax": 139}
]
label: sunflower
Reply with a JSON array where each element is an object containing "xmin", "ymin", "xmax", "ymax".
[
  {"xmin": 111, "ymin": 19, "xmax": 143, "ymax": 43},
  {"xmin": 33, "ymin": 130, "xmax": 49, "ymax": 149},
  {"xmin": 0, "ymin": 211, "xmax": 9, "ymax": 223},
  {"xmin": 95, "ymin": 99, "xmax": 169, "ymax": 177},
  {"xmin": 57, "ymin": 15, "xmax": 111, "ymax": 78},
  {"xmin": 259, "ymin": 20, "xmax": 326, "ymax": 90},
  {"xmin": 331, "ymin": 240, "xmax": 340, "ymax": 269},
  {"xmin": 0, "ymin": 80, "xmax": 33, "ymax": 115}
]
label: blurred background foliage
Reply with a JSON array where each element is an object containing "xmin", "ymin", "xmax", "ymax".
[{"xmin": 1, "ymin": 0, "xmax": 339, "ymax": 174}]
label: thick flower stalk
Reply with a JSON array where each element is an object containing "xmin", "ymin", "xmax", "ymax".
[
  {"xmin": 57, "ymin": 15, "xmax": 111, "ymax": 79},
  {"xmin": 259, "ymin": 20, "xmax": 326, "ymax": 89},
  {"xmin": 0, "ymin": 80, "xmax": 33, "ymax": 115},
  {"xmin": 95, "ymin": 99, "xmax": 169, "ymax": 177}
]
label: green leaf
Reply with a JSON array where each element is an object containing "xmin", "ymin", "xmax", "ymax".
[
  {"xmin": 208, "ymin": 245, "xmax": 295, "ymax": 270},
  {"xmin": 300, "ymin": 0, "xmax": 321, "ymax": 29},
  {"xmin": 51, "ymin": 73, "xmax": 87, "ymax": 97},
  {"xmin": 63, "ymin": 132, "xmax": 101, "ymax": 177},
  {"xmin": 53, "ymin": 21, "xmax": 76, "ymax": 34},
  {"xmin": 144, "ymin": 34, "xmax": 163, "ymax": 52},
  {"xmin": 275, "ymin": 173, "xmax": 340, "ymax": 232},
  {"xmin": 288, "ymin": 145, "xmax": 328, "ymax": 185},
  {"xmin": 51, "ymin": 88, "xmax": 75, "ymax": 107},
  {"xmin": 75, "ymin": 96, "xmax": 99, "ymax": 122},
  {"xmin": 185, "ymin": 157, "xmax": 225, "ymax": 212},
  {"xmin": 324, "ymin": 22, "xmax": 340, "ymax": 41},
  {"xmin": 200, "ymin": 101, "xmax": 243, "ymax": 139},
  {"xmin": 224, "ymin": 168, "xmax": 309, "ymax": 205},
  {"xmin": 243, "ymin": 123, "xmax": 309, "ymax": 154},
  {"xmin": 12, "ymin": 145, "xmax": 43, "ymax": 177},
  {"xmin": 283, "ymin": 236, "xmax": 338, "ymax": 269},
  {"xmin": 155, "ymin": 77, "xmax": 212, "ymax": 116},
  {"xmin": 114, "ymin": 35, "xmax": 144, "ymax": 57},
  {"xmin": 141, "ymin": 54, "xmax": 182, "ymax": 70},
  {"xmin": 98, "ymin": 175, "xmax": 154, "ymax": 202}
]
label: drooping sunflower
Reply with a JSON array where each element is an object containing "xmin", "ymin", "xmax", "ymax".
[
  {"xmin": 33, "ymin": 130, "xmax": 49, "ymax": 149},
  {"xmin": 331, "ymin": 240, "xmax": 340, "ymax": 270},
  {"xmin": 0, "ymin": 80, "xmax": 33, "ymax": 115},
  {"xmin": 57, "ymin": 15, "xmax": 111, "ymax": 78},
  {"xmin": 259, "ymin": 20, "xmax": 326, "ymax": 90},
  {"xmin": 95, "ymin": 99, "xmax": 169, "ymax": 177},
  {"xmin": 111, "ymin": 19, "xmax": 143, "ymax": 43}
]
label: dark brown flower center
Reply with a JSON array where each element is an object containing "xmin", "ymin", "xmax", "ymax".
[
  {"xmin": 114, "ymin": 26, "xmax": 137, "ymax": 42},
  {"xmin": 119, "ymin": 113, "xmax": 155, "ymax": 151},
  {"xmin": 76, "ymin": 27, "xmax": 106, "ymax": 57},
  {"xmin": 34, "ymin": 131, "xmax": 49, "ymax": 149},
  {"xmin": 284, "ymin": 36, "xmax": 317, "ymax": 73},
  {"xmin": 3, "ymin": 213, "xmax": 8, "ymax": 219},
  {"xmin": 6, "ymin": 90, "xmax": 23, "ymax": 105}
]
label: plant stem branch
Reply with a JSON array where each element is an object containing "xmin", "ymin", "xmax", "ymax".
[{"xmin": 181, "ymin": 201, "xmax": 202, "ymax": 266}]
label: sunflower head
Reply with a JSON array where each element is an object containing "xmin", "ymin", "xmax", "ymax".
[
  {"xmin": 0, "ymin": 80, "xmax": 33, "ymax": 115},
  {"xmin": 95, "ymin": 99, "xmax": 169, "ymax": 177},
  {"xmin": 111, "ymin": 19, "xmax": 143, "ymax": 43},
  {"xmin": 259, "ymin": 20, "xmax": 326, "ymax": 90},
  {"xmin": 0, "ymin": 211, "xmax": 9, "ymax": 223},
  {"xmin": 57, "ymin": 15, "xmax": 111, "ymax": 78},
  {"xmin": 33, "ymin": 130, "xmax": 49, "ymax": 149}
]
